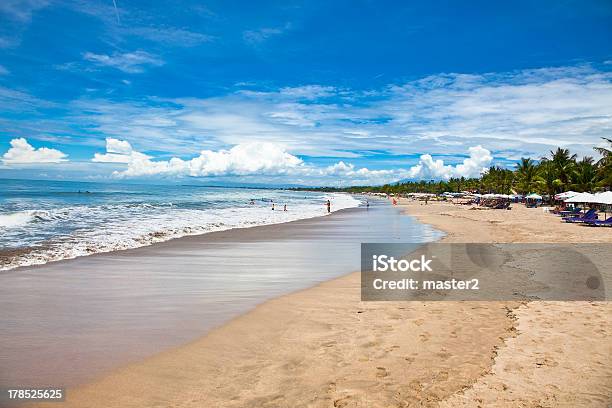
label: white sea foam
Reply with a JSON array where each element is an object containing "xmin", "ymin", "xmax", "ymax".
[
  {"xmin": 0, "ymin": 193, "xmax": 361, "ymax": 271},
  {"xmin": 0, "ymin": 210, "xmax": 57, "ymax": 229}
]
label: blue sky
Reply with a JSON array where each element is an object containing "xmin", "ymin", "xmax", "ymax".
[{"xmin": 1, "ymin": 0, "xmax": 611, "ymax": 185}]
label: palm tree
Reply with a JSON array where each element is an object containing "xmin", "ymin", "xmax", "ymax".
[
  {"xmin": 548, "ymin": 148, "xmax": 577, "ymax": 187},
  {"xmin": 537, "ymin": 160, "xmax": 562, "ymax": 202},
  {"xmin": 516, "ymin": 158, "xmax": 539, "ymax": 194},
  {"xmin": 594, "ymin": 137, "xmax": 612, "ymax": 188},
  {"xmin": 593, "ymin": 137, "xmax": 612, "ymax": 161},
  {"xmin": 572, "ymin": 157, "xmax": 597, "ymax": 192}
]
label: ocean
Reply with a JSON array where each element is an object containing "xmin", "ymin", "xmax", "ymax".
[{"xmin": 0, "ymin": 179, "xmax": 361, "ymax": 270}]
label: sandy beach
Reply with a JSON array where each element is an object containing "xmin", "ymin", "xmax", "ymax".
[{"xmin": 22, "ymin": 200, "xmax": 609, "ymax": 407}]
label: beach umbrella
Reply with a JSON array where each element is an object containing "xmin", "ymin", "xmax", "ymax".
[
  {"xmin": 591, "ymin": 192, "xmax": 612, "ymax": 219},
  {"xmin": 526, "ymin": 193, "xmax": 542, "ymax": 200},
  {"xmin": 555, "ymin": 191, "xmax": 578, "ymax": 200},
  {"xmin": 565, "ymin": 192, "xmax": 597, "ymax": 203},
  {"xmin": 592, "ymin": 191, "xmax": 612, "ymax": 205}
]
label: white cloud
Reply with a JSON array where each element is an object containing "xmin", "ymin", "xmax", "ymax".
[
  {"xmin": 83, "ymin": 51, "xmax": 164, "ymax": 73},
  {"xmin": 4, "ymin": 63, "xmax": 611, "ymax": 181},
  {"xmin": 2, "ymin": 138, "xmax": 67, "ymax": 164},
  {"xmin": 92, "ymin": 138, "xmax": 489, "ymax": 185},
  {"xmin": 125, "ymin": 27, "xmax": 213, "ymax": 47},
  {"xmin": 243, "ymin": 23, "xmax": 291, "ymax": 44},
  {"xmin": 0, "ymin": 65, "xmax": 8, "ymax": 75},
  {"xmin": 0, "ymin": 0, "xmax": 49, "ymax": 22},
  {"xmin": 92, "ymin": 137, "xmax": 150, "ymax": 163},
  {"xmin": 93, "ymin": 139, "xmax": 304, "ymax": 177},
  {"xmin": 405, "ymin": 145, "xmax": 493, "ymax": 180},
  {"xmin": 62, "ymin": 64, "xmax": 612, "ymax": 164},
  {"xmin": 278, "ymin": 85, "xmax": 337, "ymax": 100}
]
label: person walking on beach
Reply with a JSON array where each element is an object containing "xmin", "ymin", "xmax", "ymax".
[
  {"xmin": 283, "ymin": 204, "xmax": 287, "ymax": 211},
  {"xmin": 326, "ymin": 200, "xmax": 331, "ymax": 213},
  {"xmin": 272, "ymin": 203, "xmax": 275, "ymax": 210}
]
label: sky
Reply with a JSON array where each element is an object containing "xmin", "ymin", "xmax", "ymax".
[{"xmin": 0, "ymin": 0, "xmax": 611, "ymax": 186}]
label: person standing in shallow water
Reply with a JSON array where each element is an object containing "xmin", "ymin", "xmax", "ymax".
[
  {"xmin": 326, "ymin": 200, "xmax": 331, "ymax": 213},
  {"xmin": 272, "ymin": 203, "xmax": 275, "ymax": 210}
]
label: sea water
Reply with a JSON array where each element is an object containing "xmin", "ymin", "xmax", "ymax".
[{"xmin": 0, "ymin": 179, "xmax": 360, "ymax": 270}]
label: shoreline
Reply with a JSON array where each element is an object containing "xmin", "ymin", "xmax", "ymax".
[
  {"xmin": 22, "ymin": 199, "xmax": 612, "ymax": 407},
  {"xmin": 1, "ymin": 206, "xmax": 360, "ymax": 275},
  {"xmin": 0, "ymin": 194, "xmax": 362, "ymax": 273},
  {"xmin": 2, "ymin": 200, "xmax": 440, "ymax": 392}
]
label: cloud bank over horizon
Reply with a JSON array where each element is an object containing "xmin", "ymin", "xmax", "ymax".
[{"xmin": 81, "ymin": 137, "xmax": 493, "ymax": 185}]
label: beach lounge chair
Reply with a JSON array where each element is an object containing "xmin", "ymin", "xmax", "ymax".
[
  {"xmin": 564, "ymin": 209, "xmax": 598, "ymax": 223},
  {"xmin": 558, "ymin": 207, "xmax": 581, "ymax": 217},
  {"xmin": 583, "ymin": 217, "xmax": 612, "ymax": 227},
  {"xmin": 493, "ymin": 201, "xmax": 511, "ymax": 210}
]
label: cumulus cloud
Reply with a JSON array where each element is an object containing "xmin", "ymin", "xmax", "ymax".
[
  {"xmin": 92, "ymin": 138, "xmax": 490, "ymax": 184},
  {"xmin": 92, "ymin": 137, "xmax": 149, "ymax": 163},
  {"xmin": 83, "ymin": 50, "xmax": 164, "ymax": 73},
  {"xmin": 405, "ymin": 145, "xmax": 493, "ymax": 180},
  {"xmin": 93, "ymin": 139, "xmax": 304, "ymax": 177},
  {"xmin": 2, "ymin": 138, "xmax": 67, "ymax": 164}
]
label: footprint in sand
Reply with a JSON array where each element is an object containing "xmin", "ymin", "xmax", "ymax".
[
  {"xmin": 361, "ymin": 340, "xmax": 379, "ymax": 348},
  {"xmin": 535, "ymin": 357, "xmax": 559, "ymax": 368},
  {"xmin": 333, "ymin": 396, "xmax": 351, "ymax": 408},
  {"xmin": 376, "ymin": 367, "xmax": 388, "ymax": 378}
]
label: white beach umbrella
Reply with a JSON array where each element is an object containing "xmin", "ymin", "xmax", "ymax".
[
  {"xmin": 526, "ymin": 193, "xmax": 542, "ymax": 200},
  {"xmin": 592, "ymin": 191, "xmax": 612, "ymax": 205},
  {"xmin": 564, "ymin": 192, "xmax": 597, "ymax": 203},
  {"xmin": 555, "ymin": 191, "xmax": 578, "ymax": 200}
]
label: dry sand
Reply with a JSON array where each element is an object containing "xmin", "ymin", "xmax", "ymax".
[
  {"xmin": 34, "ymin": 200, "xmax": 611, "ymax": 408},
  {"xmin": 402, "ymin": 200, "xmax": 611, "ymax": 407}
]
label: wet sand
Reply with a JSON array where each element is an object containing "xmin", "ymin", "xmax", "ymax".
[
  {"xmin": 0, "ymin": 201, "xmax": 440, "ymax": 389},
  {"xmin": 9, "ymin": 199, "xmax": 612, "ymax": 407}
]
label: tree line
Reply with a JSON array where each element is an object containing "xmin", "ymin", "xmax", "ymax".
[{"xmin": 293, "ymin": 138, "xmax": 611, "ymax": 196}]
